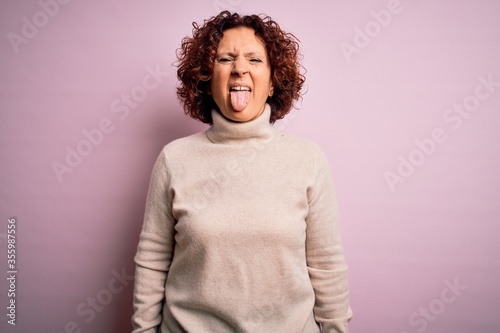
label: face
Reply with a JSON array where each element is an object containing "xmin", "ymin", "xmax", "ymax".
[{"xmin": 210, "ymin": 27, "xmax": 273, "ymax": 123}]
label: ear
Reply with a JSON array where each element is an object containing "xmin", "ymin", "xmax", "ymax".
[{"xmin": 269, "ymin": 85, "xmax": 274, "ymax": 97}]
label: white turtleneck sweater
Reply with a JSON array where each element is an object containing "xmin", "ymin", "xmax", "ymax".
[{"xmin": 132, "ymin": 105, "xmax": 352, "ymax": 333}]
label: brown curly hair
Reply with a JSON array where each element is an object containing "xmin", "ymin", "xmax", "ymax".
[{"xmin": 176, "ymin": 11, "xmax": 305, "ymax": 124}]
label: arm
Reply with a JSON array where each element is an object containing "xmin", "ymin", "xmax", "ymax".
[
  {"xmin": 306, "ymin": 146, "xmax": 353, "ymax": 333},
  {"xmin": 132, "ymin": 150, "xmax": 176, "ymax": 333}
]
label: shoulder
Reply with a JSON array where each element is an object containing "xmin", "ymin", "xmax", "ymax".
[
  {"xmin": 149, "ymin": 131, "xmax": 208, "ymax": 173},
  {"xmin": 276, "ymin": 131, "xmax": 326, "ymax": 158},
  {"xmin": 160, "ymin": 131, "xmax": 207, "ymax": 156},
  {"xmin": 276, "ymin": 132, "xmax": 333, "ymax": 178}
]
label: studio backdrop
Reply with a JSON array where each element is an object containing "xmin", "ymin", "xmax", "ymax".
[{"xmin": 1, "ymin": 0, "xmax": 499, "ymax": 332}]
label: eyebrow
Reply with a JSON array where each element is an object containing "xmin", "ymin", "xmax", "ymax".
[{"xmin": 217, "ymin": 51, "xmax": 265, "ymax": 57}]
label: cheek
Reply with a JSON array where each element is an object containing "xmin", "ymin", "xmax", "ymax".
[
  {"xmin": 258, "ymin": 76, "xmax": 273, "ymax": 94},
  {"xmin": 258, "ymin": 69, "xmax": 272, "ymax": 89},
  {"xmin": 211, "ymin": 70, "xmax": 228, "ymax": 92}
]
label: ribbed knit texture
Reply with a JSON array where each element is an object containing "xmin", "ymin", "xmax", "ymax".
[{"xmin": 132, "ymin": 104, "xmax": 352, "ymax": 333}]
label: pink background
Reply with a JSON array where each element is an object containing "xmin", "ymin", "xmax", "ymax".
[{"xmin": 1, "ymin": 0, "xmax": 500, "ymax": 332}]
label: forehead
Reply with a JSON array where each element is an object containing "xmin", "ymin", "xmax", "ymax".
[{"xmin": 217, "ymin": 27, "xmax": 266, "ymax": 52}]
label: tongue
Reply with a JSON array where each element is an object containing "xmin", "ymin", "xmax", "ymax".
[{"xmin": 230, "ymin": 90, "xmax": 250, "ymax": 112}]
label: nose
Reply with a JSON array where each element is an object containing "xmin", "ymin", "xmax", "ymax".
[{"xmin": 231, "ymin": 58, "xmax": 249, "ymax": 76}]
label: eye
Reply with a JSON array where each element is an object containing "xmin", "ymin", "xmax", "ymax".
[
  {"xmin": 217, "ymin": 57, "xmax": 232, "ymax": 63},
  {"xmin": 250, "ymin": 58, "xmax": 263, "ymax": 63}
]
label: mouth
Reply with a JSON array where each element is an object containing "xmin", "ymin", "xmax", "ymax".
[
  {"xmin": 229, "ymin": 86, "xmax": 252, "ymax": 92},
  {"xmin": 229, "ymin": 86, "xmax": 251, "ymax": 111}
]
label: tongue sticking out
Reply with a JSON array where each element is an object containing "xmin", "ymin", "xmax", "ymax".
[{"xmin": 230, "ymin": 90, "xmax": 250, "ymax": 112}]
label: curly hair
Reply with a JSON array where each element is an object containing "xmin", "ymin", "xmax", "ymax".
[{"xmin": 176, "ymin": 11, "xmax": 305, "ymax": 124}]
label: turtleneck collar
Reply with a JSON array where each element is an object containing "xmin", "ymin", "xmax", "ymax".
[{"xmin": 206, "ymin": 104, "xmax": 279, "ymax": 145}]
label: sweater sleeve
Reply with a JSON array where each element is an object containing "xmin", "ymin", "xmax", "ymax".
[
  {"xmin": 132, "ymin": 149, "xmax": 175, "ymax": 333},
  {"xmin": 306, "ymin": 145, "xmax": 353, "ymax": 333}
]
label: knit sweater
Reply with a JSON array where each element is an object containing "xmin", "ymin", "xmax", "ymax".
[{"xmin": 132, "ymin": 104, "xmax": 352, "ymax": 333}]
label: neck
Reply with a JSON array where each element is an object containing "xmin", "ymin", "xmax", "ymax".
[{"xmin": 206, "ymin": 104, "xmax": 278, "ymax": 145}]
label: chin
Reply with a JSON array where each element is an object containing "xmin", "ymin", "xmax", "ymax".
[
  {"xmin": 223, "ymin": 109, "xmax": 247, "ymax": 120},
  {"xmin": 229, "ymin": 114, "xmax": 249, "ymax": 123}
]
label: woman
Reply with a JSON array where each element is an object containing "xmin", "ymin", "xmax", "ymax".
[{"xmin": 132, "ymin": 11, "xmax": 352, "ymax": 333}]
